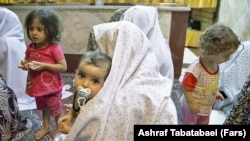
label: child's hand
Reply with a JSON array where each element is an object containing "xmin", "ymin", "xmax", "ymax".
[
  {"xmin": 18, "ymin": 60, "xmax": 29, "ymax": 70},
  {"xmin": 58, "ymin": 121, "xmax": 71, "ymax": 134},
  {"xmin": 28, "ymin": 61, "xmax": 44, "ymax": 71},
  {"xmin": 188, "ymin": 102, "xmax": 200, "ymax": 114},
  {"xmin": 215, "ymin": 91, "xmax": 224, "ymax": 102},
  {"xmin": 58, "ymin": 113, "xmax": 74, "ymax": 134},
  {"xmin": 64, "ymin": 104, "xmax": 73, "ymax": 112}
]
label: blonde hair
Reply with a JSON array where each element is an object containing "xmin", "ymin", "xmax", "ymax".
[{"xmin": 199, "ymin": 23, "xmax": 240, "ymax": 55}]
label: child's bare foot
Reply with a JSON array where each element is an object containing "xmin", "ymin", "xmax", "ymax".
[{"xmin": 34, "ymin": 128, "xmax": 50, "ymax": 140}]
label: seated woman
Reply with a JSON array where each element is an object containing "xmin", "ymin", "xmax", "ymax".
[
  {"xmin": 120, "ymin": 5, "xmax": 174, "ymax": 82},
  {"xmin": 65, "ymin": 21, "xmax": 177, "ymax": 140},
  {"xmin": 0, "ymin": 73, "xmax": 32, "ymax": 141},
  {"xmin": 223, "ymin": 74, "xmax": 250, "ymax": 124},
  {"xmin": 88, "ymin": 5, "xmax": 174, "ymax": 82},
  {"xmin": 213, "ymin": 41, "xmax": 250, "ymax": 115}
]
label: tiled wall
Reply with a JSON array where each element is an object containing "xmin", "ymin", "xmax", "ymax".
[{"xmin": 218, "ymin": 0, "xmax": 250, "ymax": 41}]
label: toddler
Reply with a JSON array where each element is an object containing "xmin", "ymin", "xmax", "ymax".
[
  {"xmin": 181, "ymin": 24, "xmax": 239, "ymax": 125},
  {"xmin": 18, "ymin": 8, "xmax": 67, "ymax": 140},
  {"xmin": 58, "ymin": 50, "xmax": 111, "ymax": 134}
]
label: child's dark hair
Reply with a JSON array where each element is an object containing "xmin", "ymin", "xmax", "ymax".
[
  {"xmin": 25, "ymin": 8, "xmax": 63, "ymax": 44},
  {"xmin": 199, "ymin": 23, "xmax": 240, "ymax": 55},
  {"xmin": 79, "ymin": 51, "xmax": 112, "ymax": 80}
]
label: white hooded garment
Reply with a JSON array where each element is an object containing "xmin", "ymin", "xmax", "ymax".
[
  {"xmin": 120, "ymin": 5, "xmax": 174, "ymax": 82},
  {"xmin": 0, "ymin": 7, "xmax": 34, "ymax": 106},
  {"xmin": 214, "ymin": 41, "xmax": 250, "ymax": 114},
  {"xmin": 65, "ymin": 21, "xmax": 177, "ymax": 141}
]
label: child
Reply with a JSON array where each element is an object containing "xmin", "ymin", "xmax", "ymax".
[
  {"xmin": 180, "ymin": 24, "xmax": 239, "ymax": 125},
  {"xmin": 58, "ymin": 50, "xmax": 112, "ymax": 134},
  {"xmin": 18, "ymin": 8, "xmax": 67, "ymax": 140}
]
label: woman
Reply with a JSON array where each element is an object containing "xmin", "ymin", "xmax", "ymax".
[
  {"xmin": 213, "ymin": 41, "xmax": 250, "ymax": 114},
  {"xmin": 0, "ymin": 73, "xmax": 32, "ymax": 141},
  {"xmin": 120, "ymin": 5, "xmax": 174, "ymax": 82},
  {"xmin": 223, "ymin": 74, "xmax": 250, "ymax": 124},
  {"xmin": 0, "ymin": 7, "xmax": 34, "ymax": 107},
  {"xmin": 88, "ymin": 5, "xmax": 174, "ymax": 82},
  {"xmin": 65, "ymin": 21, "xmax": 177, "ymax": 140}
]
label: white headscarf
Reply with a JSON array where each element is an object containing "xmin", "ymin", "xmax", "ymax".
[
  {"xmin": 214, "ymin": 41, "xmax": 250, "ymax": 114},
  {"xmin": 120, "ymin": 5, "xmax": 174, "ymax": 82},
  {"xmin": 0, "ymin": 7, "xmax": 34, "ymax": 105},
  {"xmin": 65, "ymin": 21, "xmax": 177, "ymax": 141}
]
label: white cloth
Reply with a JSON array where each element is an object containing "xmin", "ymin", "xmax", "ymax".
[
  {"xmin": 65, "ymin": 21, "xmax": 177, "ymax": 141},
  {"xmin": 120, "ymin": 5, "xmax": 174, "ymax": 82},
  {"xmin": 0, "ymin": 7, "xmax": 34, "ymax": 105},
  {"xmin": 213, "ymin": 41, "xmax": 250, "ymax": 114}
]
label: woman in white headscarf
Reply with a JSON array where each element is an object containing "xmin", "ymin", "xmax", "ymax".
[
  {"xmin": 65, "ymin": 21, "xmax": 177, "ymax": 141},
  {"xmin": 213, "ymin": 41, "xmax": 250, "ymax": 114},
  {"xmin": 0, "ymin": 7, "xmax": 34, "ymax": 106},
  {"xmin": 120, "ymin": 5, "xmax": 174, "ymax": 82},
  {"xmin": 88, "ymin": 5, "xmax": 174, "ymax": 83}
]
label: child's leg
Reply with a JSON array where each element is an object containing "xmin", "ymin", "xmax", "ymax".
[
  {"xmin": 181, "ymin": 106, "xmax": 198, "ymax": 124},
  {"xmin": 35, "ymin": 108, "xmax": 50, "ymax": 140},
  {"xmin": 55, "ymin": 113, "xmax": 62, "ymax": 130},
  {"xmin": 47, "ymin": 91, "xmax": 63, "ymax": 137},
  {"xmin": 197, "ymin": 115, "xmax": 209, "ymax": 125}
]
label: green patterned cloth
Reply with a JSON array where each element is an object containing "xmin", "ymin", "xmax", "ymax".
[
  {"xmin": 87, "ymin": 8, "xmax": 128, "ymax": 52},
  {"xmin": 224, "ymin": 75, "xmax": 250, "ymax": 125}
]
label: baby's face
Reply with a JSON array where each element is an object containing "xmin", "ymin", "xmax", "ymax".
[{"xmin": 73, "ymin": 61, "xmax": 107, "ymax": 99}]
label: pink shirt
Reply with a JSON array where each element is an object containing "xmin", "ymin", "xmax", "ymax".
[{"xmin": 25, "ymin": 43, "xmax": 65, "ymax": 97}]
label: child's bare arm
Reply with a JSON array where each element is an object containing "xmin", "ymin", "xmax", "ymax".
[
  {"xmin": 58, "ymin": 109, "xmax": 77, "ymax": 134},
  {"xmin": 183, "ymin": 89, "xmax": 200, "ymax": 114}
]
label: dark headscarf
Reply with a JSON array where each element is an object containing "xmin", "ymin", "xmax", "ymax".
[{"xmin": 87, "ymin": 8, "xmax": 128, "ymax": 52}]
